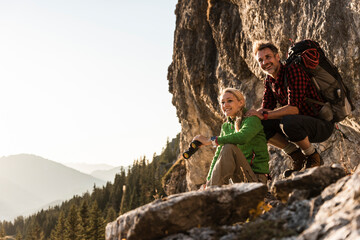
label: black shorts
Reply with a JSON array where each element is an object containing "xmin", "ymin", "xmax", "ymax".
[{"xmin": 262, "ymin": 115, "xmax": 334, "ymax": 143}]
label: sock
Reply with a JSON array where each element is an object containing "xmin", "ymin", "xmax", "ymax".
[
  {"xmin": 282, "ymin": 142, "xmax": 298, "ymax": 155},
  {"xmin": 302, "ymin": 145, "xmax": 316, "ymax": 156}
]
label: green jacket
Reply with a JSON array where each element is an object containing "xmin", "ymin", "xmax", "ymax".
[{"xmin": 207, "ymin": 114, "xmax": 270, "ymax": 181}]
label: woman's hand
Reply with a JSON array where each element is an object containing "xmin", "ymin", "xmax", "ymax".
[{"xmin": 192, "ymin": 135, "xmax": 212, "ymax": 146}]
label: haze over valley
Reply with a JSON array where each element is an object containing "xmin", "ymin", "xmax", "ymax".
[{"xmin": 0, "ymin": 154, "xmax": 119, "ymax": 221}]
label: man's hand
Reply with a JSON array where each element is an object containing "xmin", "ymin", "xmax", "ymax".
[
  {"xmin": 245, "ymin": 109, "xmax": 264, "ymax": 119},
  {"xmin": 246, "ymin": 106, "xmax": 299, "ymax": 120}
]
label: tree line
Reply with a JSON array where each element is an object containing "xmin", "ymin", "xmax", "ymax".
[{"xmin": 0, "ymin": 134, "xmax": 180, "ymax": 240}]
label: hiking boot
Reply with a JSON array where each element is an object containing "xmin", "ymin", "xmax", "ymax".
[
  {"xmin": 306, "ymin": 150, "xmax": 324, "ymax": 168},
  {"xmin": 283, "ymin": 149, "xmax": 306, "ymax": 178}
]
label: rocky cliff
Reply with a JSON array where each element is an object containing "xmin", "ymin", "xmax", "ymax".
[{"xmin": 167, "ymin": 0, "xmax": 360, "ymax": 191}]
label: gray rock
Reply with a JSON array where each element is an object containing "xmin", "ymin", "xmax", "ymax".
[
  {"xmin": 162, "ymin": 224, "xmax": 244, "ymax": 240},
  {"xmin": 256, "ymin": 165, "xmax": 360, "ymax": 239},
  {"xmin": 106, "ymin": 166, "xmax": 360, "ymax": 239},
  {"xmin": 162, "ymin": 219, "xmax": 299, "ymax": 240},
  {"xmin": 105, "ymin": 183, "xmax": 267, "ymax": 240},
  {"xmin": 271, "ymin": 166, "xmax": 346, "ymax": 202},
  {"xmin": 298, "ymin": 167, "xmax": 360, "ymax": 240},
  {"xmin": 262, "ymin": 199, "xmax": 312, "ymax": 234}
]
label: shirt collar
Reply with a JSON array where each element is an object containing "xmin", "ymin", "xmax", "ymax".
[
  {"xmin": 267, "ymin": 62, "xmax": 285, "ymax": 84},
  {"xmin": 226, "ymin": 107, "xmax": 247, "ymax": 123}
]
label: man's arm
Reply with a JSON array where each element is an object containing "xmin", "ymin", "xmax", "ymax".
[
  {"xmin": 265, "ymin": 105, "xmax": 299, "ymax": 119},
  {"xmin": 246, "ymin": 105, "xmax": 299, "ymax": 120}
]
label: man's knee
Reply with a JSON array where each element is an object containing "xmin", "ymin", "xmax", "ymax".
[
  {"xmin": 281, "ymin": 115, "xmax": 307, "ymax": 141},
  {"xmin": 281, "ymin": 115, "xmax": 300, "ymax": 129},
  {"xmin": 262, "ymin": 119, "xmax": 282, "ymax": 140}
]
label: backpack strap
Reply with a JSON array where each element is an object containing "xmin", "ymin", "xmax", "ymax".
[
  {"xmin": 304, "ymin": 98, "xmax": 325, "ymax": 106},
  {"xmin": 304, "ymin": 97, "xmax": 324, "ymax": 116},
  {"xmin": 285, "ymin": 64, "xmax": 323, "ymax": 116}
]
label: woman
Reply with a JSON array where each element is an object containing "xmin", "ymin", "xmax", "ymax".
[{"xmin": 193, "ymin": 88, "xmax": 269, "ymax": 186}]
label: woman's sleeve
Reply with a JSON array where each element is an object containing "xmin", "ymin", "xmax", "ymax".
[{"xmin": 216, "ymin": 116, "xmax": 262, "ymax": 145}]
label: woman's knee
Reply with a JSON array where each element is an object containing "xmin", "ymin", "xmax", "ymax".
[
  {"xmin": 221, "ymin": 144, "xmax": 238, "ymax": 152},
  {"xmin": 220, "ymin": 144, "xmax": 245, "ymax": 158}
]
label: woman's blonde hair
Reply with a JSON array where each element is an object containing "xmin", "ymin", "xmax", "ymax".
[{"xmin": 219, "ymin": 88, "xmax": 245, "ymax": 106}]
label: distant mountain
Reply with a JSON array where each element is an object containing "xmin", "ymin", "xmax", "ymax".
[
  {"xmin": 63, "ymin": 162, "xmax": 115, "ymax": 174},
  {"xmin": 90, "ymin": 167, "xmax": 123, "ymax": 182},
  {"xmin": 64, "ymin": 163, "xmax": 126, "ymax": 183},
  {"xmin": 0, "ymin": 154, "xmax": 106, "ymax": 221}
]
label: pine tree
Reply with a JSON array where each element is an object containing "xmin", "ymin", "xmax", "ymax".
[
  {"xmin": 79, "ymin": 200, "xmax": 91, "ymax": 240},
  {"xmin": 106, "ymin": 207, "xmax": 117, "ymax": 223},
  {"xmin": 0, "ymin": 225, "xmax": 5, "ymax": 238},
  {"xmin": 25, "ymin": 222, "xmax": 44, "ymax": 240},
  {"xmin": 15, "ymin": 229, "xmax": 23, "ymax": 240},
  {"xmin": 65, "ymin": 204, "xmax": 83, "ymax": 240},
  {"xmin": 50, "ymin": 211, "xmax": 66, "ymax": 240},
  {"xmin": 14, "ymin": 217, "xmax": 25, "ymax": 237},
  {"xmin": 88, "ymin": 202, "xmax": 105, "ymax": 240}
]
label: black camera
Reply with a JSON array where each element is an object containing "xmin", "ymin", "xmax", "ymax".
[{"xmin": 182, "ymin": 140, "xmax": 202, "ymax": 159}]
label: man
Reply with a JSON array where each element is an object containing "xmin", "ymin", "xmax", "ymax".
[{"xmin": 246, "ymin": 41, "xmax": 334, "ymax": 177}]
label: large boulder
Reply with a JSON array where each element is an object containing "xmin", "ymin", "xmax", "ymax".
[
  {"xmin": 105, "ymin": 183, "xmax": 267, "ymax": 240},
  {"xmin": 154, "ymin": 164, "xmax": 360, "ymax": 239},
  {"xmin": 271, "ymin": 165, "xmax": 346, "ymax": 202},
  {"xmin": 299, "ymin": 167, "xmax": 360, "ymax": 240}
]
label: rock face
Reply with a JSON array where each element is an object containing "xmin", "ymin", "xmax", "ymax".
[
  {"xmin": 299, "ymin": 167, "xmax": 360, "ymax": 240},
  {"xmin": 105, "ymin": 183, "xmax": 267, "ymax": 240},
  {"xmin": 106, "ymin": 166, "xmax": 360, "ymax": 239},
  {"xmin": 271, "ymin": 165, "xmax": 346, "ymax": 202},
  {"xmin": 168, "ymin": 0, "xmax": 360, "ymax": 191},
  {"xmin": 261, "ymin": 167, "xmax": 360, "ymax": 240}
]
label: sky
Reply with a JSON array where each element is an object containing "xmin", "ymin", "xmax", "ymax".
[{"xmin": 0, "ymin": 0, "xmax": 181, "ymax": 167}]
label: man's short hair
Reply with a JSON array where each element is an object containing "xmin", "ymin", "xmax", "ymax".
[{"xmin": 253, "ymin": 41, "xmax": 279, "ymax": 56}]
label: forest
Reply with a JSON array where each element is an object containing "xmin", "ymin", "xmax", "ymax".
[{"xmin": 0, "ymin": 134, "xmax": 180, "ymax": 240}]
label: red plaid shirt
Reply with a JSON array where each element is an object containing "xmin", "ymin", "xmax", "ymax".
[{"xmin": 262, "ymin": 63, "xmax": 323, "ymax": 116}]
